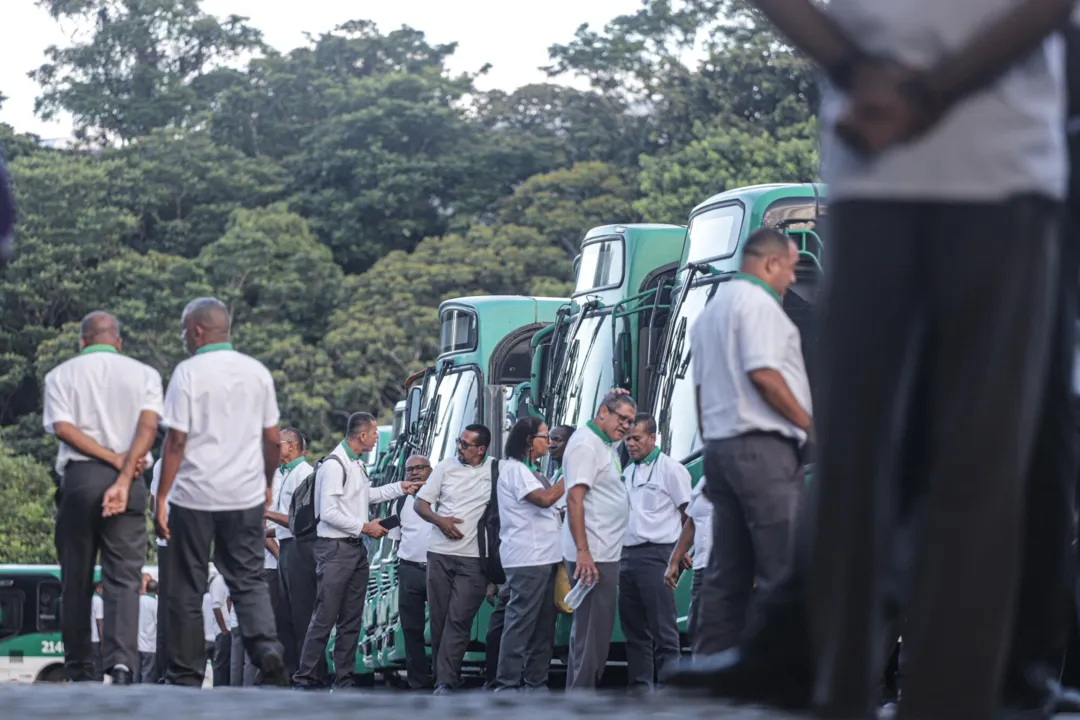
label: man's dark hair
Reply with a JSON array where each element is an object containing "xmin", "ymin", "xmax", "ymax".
[
  {"xmin": 346, "ymin": 412, "xmax": 377, "ymax": 439},
  {"xmin": 464, "ymin": 423, "xmax": 491, "ymax": 450},
  {"xmin": 147, "ymin": 579, "xmax": 158, "ymax": 594},
  {"xmin": 552, "ymin": 424, "xmax": 576, "ymax": 439},
  {"xmin": 742, "ymin": 226, "xmax": 794, "ymax": 262},
  {"xmin": 504, "ymin": 417, "xmax": 546, "ymax": 462},
  {"xmin": 599, "ymin": 391, "xmax": 637, "ymax": 414},
  {"xmin": 633, "ymin": 413, "xmax": 657, "ymax": 435}
]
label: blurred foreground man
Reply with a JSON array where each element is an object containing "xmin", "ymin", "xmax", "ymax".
[
  {"xmin": 668, "ymin": 1, "xmax": 1076, "ymax": 719},
  {"xmin": 44, "ymin": 311, "xmax": 162, "ymax": 684}
]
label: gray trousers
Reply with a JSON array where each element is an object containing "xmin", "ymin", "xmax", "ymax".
[
  {"xmin": 90, "ymin": 641, "xmax": 103, "ymax": 680},
  {"xmin": 565, "ymin": 560, "xmax": 620, "ymax": 689},
  {"xmin": 294, "ymin": 538, "xmax": 369, "ymax": 688},
  {"xmin": 687, "ymin": 568, "xmax": 706, "ymax": 656},
  {"xmin": 494, "ymin": 564, "xmax": 558, "ymax": 690},
  {"xmin": 212, "ymin": 631, "xmax": 231, "ymax": 687},
  {"xmin": 165, "ymin": 503, "xmax": 281, "ymax": 687},
  {"xmin": 155, "ymin": 544, "xmax": 169, "ymax": 681},
  {"xmin": 398, "ymin": 561, "xmax": 432, "ymax": 689},
  {"xmin": 138, "ymin": 651, "xmax": 156, "ymax": 683},
  {"xmin": 701, "ymin": 434, "xmax": 803, "ymax": 654},
  {"xmin": 230, "ymin": 567, "xmax": 280, "ymax": 686},
  {"xmin": 278, "ymin": 538, "xmax": 325, "ymax": 684},
  {"xmin": 56, "ymin": 460, "xmax": 147, "ymax": 679},
  {"xmin": 427, "ymin": 552, "xmax": 487, "ymax": 688},
  {"xmin": 619, "ymin": 543, "xmax": 680, "ymax": 687},
  {"xmin": 484, "ymin": 583, "xmax": 511, "ymax": 687}
]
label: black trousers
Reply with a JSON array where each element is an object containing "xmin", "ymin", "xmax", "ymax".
[
  {"xmin": 55, "ymin": 459, "xmax": 147, "ymax": 678},
  {"xmin": 398, "ymin": 560, "xmax": 433, "ymax": 689},
  {"xmin": 808, "ymin": 198, "xmax": 1059, "ymax": 720},
  {"xmin": 277, "ymin": 537, "xmax": 326, "ymax": 684},
  {"xmin": 484, "ymin": 583, "xmax": 511, "ymax": 687},
  {"xmin": 164, "ymin": 504, "xmax": 282, "ymax": 687},
  {"xmin": 155, "ymin": 543, "xmax": 169, "ymax": 682}
]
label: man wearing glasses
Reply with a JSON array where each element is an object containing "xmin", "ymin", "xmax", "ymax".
[
  {"xmin": 415, "ymin": 425, "xmax": 495, "ymax": 695},
  {"xmin": 562, "ymin": 391, "xmax": 636, "ymax": 690},
  {"xmin": 688, "ymin": 227, "xmax": 811, "ymax": 659},
  {"xmin": 394, "ymin": 455, "xmax": 434, "ymax": 690}
]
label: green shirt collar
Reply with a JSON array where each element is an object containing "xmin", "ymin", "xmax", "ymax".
[
  {"xmin": 195, "ymin": 342, "xmax": 234, "ymax": 355},
  {"xmin": 634, "ymin": 447, "xmax": 661, "ymax": 465},
  {"xmin": 281, "ymin": 457, "xmax": 306, "ymax": 472},
  {"xmin": 586, "ymin": 420, "xmax": 612, "ymax": 446},
  {"xmin": 340, "ymin": 440, "xmax": 360, "ymax": 461},
  {"xmin": 733, "ymin": 272, "xmax": 781, "ymax": 304},
  {"xmin": 81, "ymin": 344, "xmax": 118, "ymax": 355},
  {"xmin": 525, "ymin": 460, "xmax": 539, "ymax": 473}
]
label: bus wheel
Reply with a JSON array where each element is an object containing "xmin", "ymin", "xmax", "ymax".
[{"xmin": 36, "ymin": 664, "xmax": 67, "ymax": 683}]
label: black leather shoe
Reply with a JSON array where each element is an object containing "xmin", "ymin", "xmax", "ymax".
[
  {"xmin": 433, "ymin": 684, "xmax": 453, "ymax": 696},
  {"xmin": 663, "ymin": 648, "xmax": 813, "ymax": 710},
  {"xmin": 109, "ymin": 667, "xmax": 133, "ymax": 686},
  {"xmin": 254, "ymin": 647, "xmax": 289, "ymax": 687}
]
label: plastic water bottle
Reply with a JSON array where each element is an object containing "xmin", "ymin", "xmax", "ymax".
[{"xmin": 564, "ymin": 578, "xmax": 595, "ymax": 610}]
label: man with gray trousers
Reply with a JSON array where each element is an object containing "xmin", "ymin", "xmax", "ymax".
[
  {"xmin": 43, "ymin": 311, "xmax": 163, "ymax": 684},
  {"xmin": 292, "ymin": 413, "xmax": 420, "ymax": 689}
]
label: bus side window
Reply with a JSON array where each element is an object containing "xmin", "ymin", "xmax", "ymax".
[
  {"xmin": 0, "ymin": 590, "xmax": 24, "ymax": 639},
  {"xmin": 37, "ymin": 581, "xmax": 61, "ymax": 633}
]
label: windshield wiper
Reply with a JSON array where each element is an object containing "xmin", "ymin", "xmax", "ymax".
[
  {"xmin": 657, "ymin": 316, "xmax": 687, "ymax": 455},
  {"xmin": 568, "ymin": 313, "xmax": 608, "ymax": 424}
]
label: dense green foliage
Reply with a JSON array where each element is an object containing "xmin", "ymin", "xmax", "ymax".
[{"xmin": 0, "ymin": 0, "xmax": 817, "ymax": 562}]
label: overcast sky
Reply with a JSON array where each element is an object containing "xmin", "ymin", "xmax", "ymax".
[{"xmin": 1, "ymin": 0, "xmax": 641, "ymax": 140}]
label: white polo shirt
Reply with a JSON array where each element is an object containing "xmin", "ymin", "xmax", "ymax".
[
  {"xmin": 397, "ymin": 495, "xmax": 430, "ymax": 564},
  {"xmin": 316, "ymin": 441, "xmax": 405, "ymax": 539},
  {"xmin": 90, "ymin": 593, "xmax": 104, "ymax": 643},
  {"xmin": 560, "ymin": 422, "xmax": 630, "ymax": 564},
  {"xmin": 274, "ymin": 458, "xmax": 312, "ymax": 542},
  {"xmin": 691, "ymin": 276, "xmax": 811, "ymax": 444},
  {"xmin": 138, "ymin": 594, "xmax": 157, "ymax": 653},
  {"xmin": 150, "ymin": 460, "xmax": 171, "ymax": 548},
  {"xmin": 265, "ymin": 468, "xmax": 285, "ymax": 570},
  {"xmin": 417, "ymin": 456, "xmax": 494, "ymax": 558},
  {"xmin": 498, "ymin": 458, "xmax": 562, "ymax": 568},
  {"xmin": 622, "ymin": 449, "xmax": 692, "ymax": 548},
  {"xmin": 202, "ymin": 593, "xmax": 217, "ymax": 643},
  {"xmin": 820, "ymin": 0, "xmax": 1067, "ymax": 202},
  {"xmin": 42, "ymin": 345, "xmax": 164, "ymax": 476},
  {"xmin": 208, "ymin": 573, "xmax": 228, "ymax": 636},
  {"xmin": 161, "ymin": 345, "xmax": 280, "ymax": 512},
  {"xmin": 686, "ymin": 483, "xmax": 714, "ymax": 571}
]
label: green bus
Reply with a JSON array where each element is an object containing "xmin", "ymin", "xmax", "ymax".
[
  {"xmin": 358, "ymin": 295, "xmax": 565, "ymax": 680},
  {"xmin": 651, "ymin": 182, "xmax": 825, "ymax": 486}
]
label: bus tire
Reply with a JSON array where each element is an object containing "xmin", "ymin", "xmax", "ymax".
[{"xmin": 36, "ymin": 664, "xmax": 67, "ymax": 683}]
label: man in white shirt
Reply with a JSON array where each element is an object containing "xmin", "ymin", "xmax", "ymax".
[
  {"xmin": 263, "ymin": 428, "xmax": 318, "ymax": 681},
  {"xmin": 90, "ymin": 583, "xmax": 105, "ymax": 680},
  {"xmin": 149, "ymin": 459, "xmax": 171, "ymax": 682},
  {"xmin": 664, "ymin": 481, "xmax": 714, "ymax": 659},
  {"xmin": 395, "ymin": 454, "xmax": 433, "ymax": 690},
  {"xmin": 137, "ymin": 580, "xmax": 158, "ymax": 683},
  {"xmin": 154, "ymin": 297, "xmax": 286, "ymax": 688},
  {"xmin": 619, "ymin": 413, "xmax": 692, "ymax": 690},
  {"xmin": 713, "ymin": 2, "xmax": 1074, "ymax": 718},
  {"xmin": 562, "ymin": 392, "xmax": 635, "ymax": 690},
  {"xmin": 43, "ymin": 311, "xmax": 163, "ymax": 685},
  {"xmin": 415, "ymin": 424, "xmax": 496, "ymax": 695},
  {"xmin": 208, "ymin": 571, "xmax": 231, "ymax": 688},
  {"xmin": 293, "ymin": 412, "xmax": 418, "ymax": 689},
  {"xmin": 688, "ymin": 228, "xmax": 810, "ymax": 661}
]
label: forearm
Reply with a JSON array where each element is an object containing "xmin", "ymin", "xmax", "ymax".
[
  {"xmin": 214, "ymin": 609, "xmax": 228, "ymax": 634},
  {"xmin": 157, "ymin": 430, "xmax": 186, "ymax": 505},
  {"xmin": 925, "ymin": 0, "xmax": 1074, "ymax": 108},
  {"xmin": 117, "ymin": 411, "xmax": 158, "ymax": 484},
  {"xmin": 414, "ymin": 499, "xmax": 440, "ymax": 525},
  {"xmin": 265, "ymin": 537, "xmax": 279, "ymax": 558},
  {"xmin": 371, "ymin": 481, "xmax": 404, "ymax": 503},
  {"xmin": 265, "ymin": 510, "xmax": 290, "ymax": 528},
  {"xmin": 526, "ymin": 483, "xmax": 565, "ymax": 509},
  {"xmin": 567, "ymin": 490, "xmax": 589, "ymax": 553},
  {"xmin": 671, "ymin": 517, "xmax": 696, "ymax": 564},
  {"xmin": 321, "ymin": 500, "xmax": 365, "ymax": 537},
  {"xmin": 53, "ymin": 423, "xmax": 119, "ymax": 466},
  {"xmin": 750, "ymin": 370, "xmax": 811, "ymax": 432},
  {"xmin": 751, "ymin": 0, "xmax": 861, "ymax": 77}
]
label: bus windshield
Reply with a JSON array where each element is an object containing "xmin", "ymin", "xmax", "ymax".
[
  {"xmin": 655, "ymin": 283, "xmax": 710, "ymax": 463},
  {"xmin": 574, "ymin": 239, "xmax": 624, "ymax": 295},
  {"xmin": 424, "ymin": 367, "xmax": 481, "ymax": 466},
  {"xmin": 685, "ymin": 204, "xmax": 744, "ymax": 264},
  {"xmin": 553, "ymin": 311, "xmax": 614, "ymax": 430}
]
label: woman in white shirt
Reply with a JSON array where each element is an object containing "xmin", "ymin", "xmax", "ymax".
[{"xmin": 492, "ymin": 417, "xmax": 565, "ymax": 692}]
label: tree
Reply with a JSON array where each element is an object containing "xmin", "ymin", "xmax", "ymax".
[
  {"xmin": 0, "ymin": 442, "xmax": 57, "ymax": 563},
  {"xmin": 32, "ymin": 0, "xmax": 264, "ymax": 143}
]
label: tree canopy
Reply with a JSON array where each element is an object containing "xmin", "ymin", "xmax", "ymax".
[{"xmin": 0, "ymin": 0, "xmax": 818, "ymax": 562}]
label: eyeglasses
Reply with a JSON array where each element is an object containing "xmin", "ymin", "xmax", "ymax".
[
  {"xmin": 405, "ymin": 465, "xmax": 430, "ymax": 473},
  {"xmin": 532, "ymin": 434, "xmax": 549, "ymax": 441},
  {"xmin": 612, "ymin": 411, "xmax": 636, "ymax": 427},
  {"xmin": 457, "ymin": 438, "xmax": 485, "ymax": 448}
]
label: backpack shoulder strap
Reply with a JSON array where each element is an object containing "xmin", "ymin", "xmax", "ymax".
[
  {"xmin": 321, "ymin": 454, "xmax": 347, "ymax": 485},
  {"xmin": 489, "ymin": 459, "xmax": 500, "ymax": 502}
]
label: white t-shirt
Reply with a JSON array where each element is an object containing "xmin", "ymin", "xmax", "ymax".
[
  {"xmin": 42, "ymin": 348, "xmax": 163, "ymax": 475},
  {"xmin": 264, "ymin": 468, "xmax": 285, "ymax": 570},
  {"xmin": 226, "ymin": 589, "xmax": 238, "ymax": 630},
  {"xmin": 316, "ymin": 442, "xmax": 404, "ymax": 539},
  {"xmin": 274, "ymin": 458, "xmax": 313, "ymax": 541},
  {"xmin": 687, "ymin": 483, "xmax": 714, "ymax": 571},
  {"xmin": 161, "ymin": 347, "xmax": 280, "ymax": 512},
  {"xmin": 560, "ymin": 423, "xmax": 630, "ymax": 564},
  {"xmin": 150, "ymin": 459, "xmax": 171, "ymax": 548},
  {"xmin": 691, "ymin": 277, "xmax": 811, "ymax": 444},
  {"xmin": 90, "ymin": 593, "xmax": 104, "ymax": 643},
  {"xmin": 397, "ymin": 495, "xmax": 430, "ymax": 564},
  {"xmin": 202, "ymin": 593, "xmax": 217, "ymax": 643},
  {"xmin": 417, "ymin": 456, "xmax": 494, "ymax": 558},
  {"xmin": 497, "ymin": 459, "xmax": 562, "ymax": 568},
  {"xmin": 622, "ymin": 450, "xmax": 692, "ymax": 547},
  {"xmin": 820, "ymin": 0, "xmax": 1067, "ymax": 202},
  {"xmin": 208, "ymin": 573, "xmax": 228, "ymax": 636},
  {"xmin": 138, "ymin": 594, "xmax": 157, "ymax": 653}
]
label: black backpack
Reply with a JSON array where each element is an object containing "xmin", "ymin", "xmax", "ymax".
[
  {"xmin": 476, "ymin": 460, "xmax": 504, "ymax": 584},
  {"xmin": 289, "ymin": 455, "xmax": 346, "ymax": 540}
]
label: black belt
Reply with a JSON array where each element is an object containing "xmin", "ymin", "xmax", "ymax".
[
  {"xmin": 341, "ymin": 536, "xmax": 366, "ymax": 547},
  {"xmin": 279, "ymin": 537, "xmax": 294, "ymax": 545},
  {"xmin": 399, "ymin": 559, "xmax": 427, "ymax": 569},
  {"xmin": 623, "ymin": 541, "xmax": 672, "ymax": 550}
]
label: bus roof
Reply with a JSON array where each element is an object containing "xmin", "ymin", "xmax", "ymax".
[
  {"xmin": 581, "ymin": 223, "xmax": 685, "ymax": 244},
  {"xmin": 691, "ymin": 182, "xmax": 827, "ymax": 217},
  {"xmin": 574, "ymin": 223, "xmax": 687, "ymax": 301},
  {"xmin": 439, "ymin": 295, "xmax": 566, "ymax": 316}
]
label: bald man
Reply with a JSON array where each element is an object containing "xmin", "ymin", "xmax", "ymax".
[
  {"xmin": 396, "ymin": 454, "xmax": 433, "ymax": 690},
  {"xmin": 156, "ymin": 297, "xmax": 287, "ymax": 687},
  {"xmin": 43, "ymin": 311, "xmax": 163, "ymax": 684}
]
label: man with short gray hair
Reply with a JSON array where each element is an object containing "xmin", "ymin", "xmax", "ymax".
[
  {"xmin": 562, "ymin": 391, "xmax": 635, "ymax": 689},
  {"xmin": 43, "ymin": 310, "xmax": 163, "ymax": 684},
  {"xmin": 155, "ymin": 297, "xmax": 287, "ymax": 687}
]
